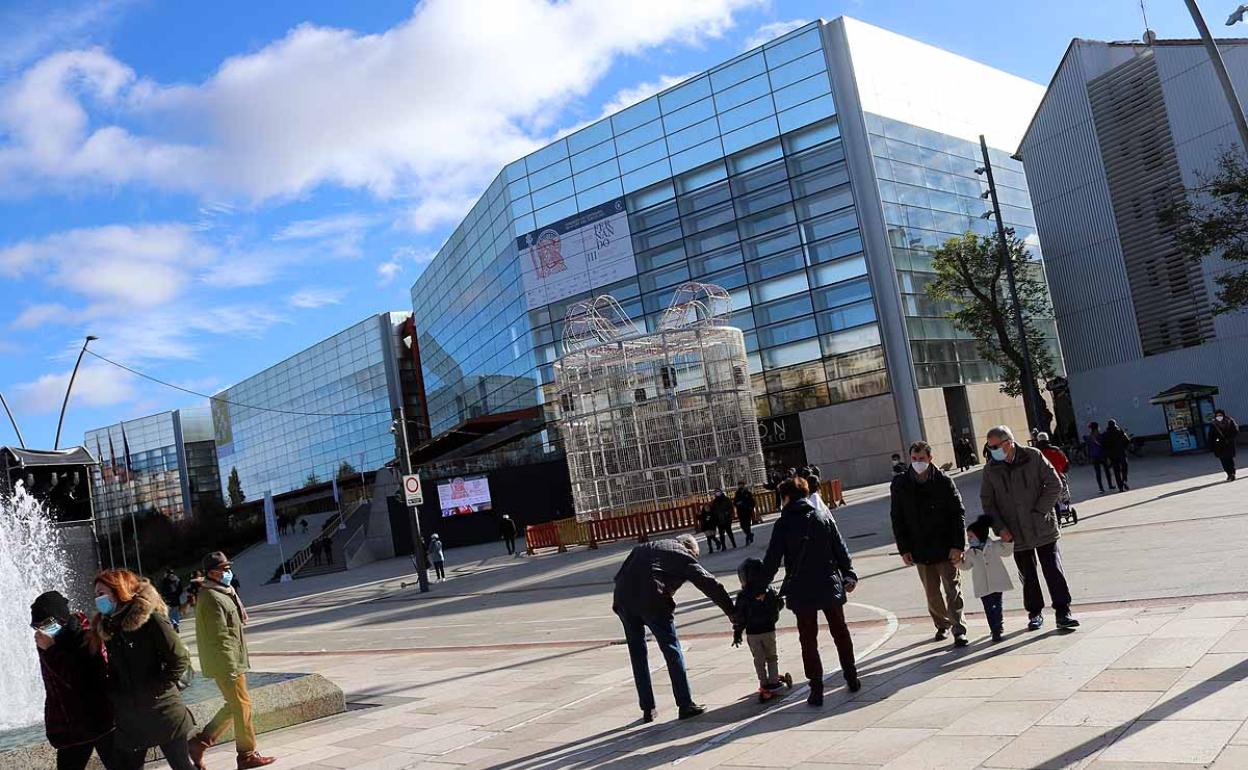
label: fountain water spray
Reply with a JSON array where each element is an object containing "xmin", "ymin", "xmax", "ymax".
[{"xmin": 0, "ymin": 482, "xmax": 70, "ymax": 729}]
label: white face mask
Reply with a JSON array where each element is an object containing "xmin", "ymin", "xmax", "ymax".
[{"xmin": 911, "ymin": 460, "xmax": 930, "ymax": 475}]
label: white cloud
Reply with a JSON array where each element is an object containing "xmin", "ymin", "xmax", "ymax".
[
  {"xmin": 598, "ymin": 72, "xmax": 699, "ymax": 118},
  {"xmin": 273, "ymin": 212, "xmax": 379, "ymax": 257},
  {"xmin": 287, "ymin": 287, "xmax": 345, "ymax": 309},
  {"xmin": 0, "ymin": 0, "xmax": 134, "ymax": 73},
  {"xmin": 376, "ymin": 245, "xmax": 436, "ymax": 286},
  {"xmin": 0, "ymin": 0, "xmax": 762, "ymax": 221},
  {"xmin": 743, "ymin": 19, "xmax": 809, "ymax": 50},
  {"xmin": 11, "ymin": 303, "xmax": 76, "ymax": 330},
  {"xmin": 11, "ymin": 361, "xmax": 136, "ymax": 414}
]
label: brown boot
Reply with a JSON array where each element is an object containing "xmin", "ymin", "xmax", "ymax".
[
  {"xmin": 237, "ymin": 751, "xmax": 276, "ymax": 769},
  {"xmin": 188, "ymin": 735, "xmax": 212, "ymax": 770}
]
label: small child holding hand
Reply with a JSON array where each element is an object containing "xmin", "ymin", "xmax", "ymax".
[
  {"xmin": 958, "ymin": 514, "xmax": 1015, "ymax": 642},
  {"xmin": 733, "ymin": 557, "xmax": 793, "ymax": 702}
]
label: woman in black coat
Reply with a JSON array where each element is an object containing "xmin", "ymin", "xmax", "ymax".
[
  {"xmin": 31, "ymin": 590, "xmax": 125, "ymax": 770},
  {"xmin": 91, "ymin": 569, "xmax": 198, "ymax": 770},
  {"xmin": 1210, "ymin": 409, "xmax": 1239, "ymax": 481},
  {"xmin": 755, "ymin": 477, "xmax": 859, "ymax": 705}
]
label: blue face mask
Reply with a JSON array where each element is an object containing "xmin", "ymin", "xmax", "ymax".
[
  {"xmin": 38, "ymin": 621, "xmax": 63, "ymax": 637},
  {"xmin": 94, "ymin": 595, "xmax": 115, "ymax": 616},
  {"xmin": 220, "ymin": 570, "xmax": 234, "ymax": 586},
  {"xmin": 989, "ymin": 447, "xmax": 1007, "ymax": 462},
  {"xmin": 967, "ymin": 535, "xmax": 982, "ymax": 549}
]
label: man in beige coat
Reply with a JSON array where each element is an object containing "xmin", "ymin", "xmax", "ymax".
[{"xmin": 981, "ymin": 426, "xmax": 1080, "ymax": 632}]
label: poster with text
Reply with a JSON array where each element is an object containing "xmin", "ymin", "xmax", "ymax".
[
  {"xmin": 437, "ymin": 475, "xmax": 493, "ymax": 517},
  {"xmin": 516, "ymin": 196, "xmax": 636, "ymax": 310}
]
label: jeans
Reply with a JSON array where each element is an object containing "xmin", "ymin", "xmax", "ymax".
[
  {"xmin": 915, "ymin": 560, "xmax": 967, "ymax": 637},
  {"xmin": 433, "ymin": 560, "xmax": 446, "ymax": 580},
  {"xmin": 617, "ymin": 610, "xmax": 693, "ymax": 711},
  {"xmin": 747, "ymin": 631, "xmax": 779, "ymax": 687},
  {"xmin": 1092, "ymin": 459, "xmax": 1114, "ymax": 491},
  {"xmin": 1014, "ymin": 542, "xmax": 1072, "ymax": 617},
  {"xmin": 56, "ymin": 735, "xmax": 127, "ymax": 770},
  {"xmin": 793, "ymin": 604, "xmax": 857, "ymax": 689},
  {"xmin": 981, "ymin": 592, "xmax": 1004, "ymax": 634},
  {"xmin": 1110, "ymin": 457, "xmax": 1129, "ymax": 489},
  {"xmin": 167, "ymin": 605, "xmax": 181, "ymax": 629},
  {"xmin": 504, "ymin": 536, "xmax": 516, "ymax": 555},
  {"xmin": 200, "ymin": 673, "xmax": 257, "ymax": 753}
]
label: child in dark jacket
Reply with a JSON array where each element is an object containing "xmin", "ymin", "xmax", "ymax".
[{"xmin": 733, "ymin": 557, "xmax": 793, "ymax": 702}]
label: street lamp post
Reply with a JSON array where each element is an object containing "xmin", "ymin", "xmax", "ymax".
[
  {"xmin": 54, "ymin": 335, "xmax": 98, "ymax": 449},
  {"xmin": 392, "ymin": 409, "xmax": 430, "ymax": 593},
  {"xmin": 1186, "ymin": 0, "xmax": 1248, "ymax": 153},
  {"xmin": 978, "ymin": 136, "xmax": 1042, "ymax": 433},
  {"xmin": 0, "ymin": 391, "xmax": 25, "ymax": 448}
]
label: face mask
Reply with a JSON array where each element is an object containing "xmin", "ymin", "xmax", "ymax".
[
  {"xmin": 38, "ymin": 622, "xmax": 63, "ymax": 637},
  {"xmin": 911, "ymin": 461, "xmax": 930, "ymax": 475},
  {"xmin": 989, "ymin": 447, "xmax": 1007, "ymax": 462},
  {"xmin": 220, "ymin": 570, "xmax": 234, "ymax": 586},
  {"xmin": 1216, "ymin": 415, "xmax": 1225, "ymax": 422},
  {"xmin": 94, "ymin": 595, "xmax": 115, "ymax": 616},
  {"xmin": 967, "ymin": 535, "xmax": 982, "ymax": 548}
]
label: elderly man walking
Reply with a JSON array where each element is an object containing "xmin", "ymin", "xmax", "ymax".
[
  {"xmin": 612, "ymin": 534, "xmax": 736, "ymax": 723},
  {"xmin": 982, "ymin": 426, "xmax": 1080, "ymax": 632},
  {"xmin": 890, "ymin": 441, "xmax": 968, "ymax": 646},
  {"xmin": 189, "ymin": 552, "xmax": 275, "ymax": 769}
]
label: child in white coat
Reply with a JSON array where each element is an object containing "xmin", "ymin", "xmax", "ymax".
[{"xmin": 958, "ymin": 514, "xmax": 1014, "ymax": 642}]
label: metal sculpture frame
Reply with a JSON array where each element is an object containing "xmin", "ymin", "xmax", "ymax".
[{"xmin": 554, "ymin": 282, "xmax": 766, "ymax": 522}]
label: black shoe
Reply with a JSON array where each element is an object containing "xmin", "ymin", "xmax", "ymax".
[
  {"xmin": 846, "ymin": 676, "xmax": 861, "ymax": 693},
  {"xmin": 991, "ymin": 629, "xmax": 1003, "ymax": 642},
  {"xmin": 934, "ymin": 628, "xmax": 949, "ymax": 641},
  {"xmin": 642, "ymin": 709, "xmax": 655, "ymax": 723},
  {"xmin": 678, "ymin": 704, "xmax": 706, "ymax": 720},
  {"xmin": 1027, "ymin": 615, "xmax": 1044, "ymax": 631},
  {"xmin": 953, "ymin": 635, "xmax": 969, "ymax": 648},
  {"xmin": 1057, "ymin": 614, "xmax": 1081, "ymax": 629},
  {"xmin": 807, "ymin": 685, "xmax": 824, "ymax": 706}
]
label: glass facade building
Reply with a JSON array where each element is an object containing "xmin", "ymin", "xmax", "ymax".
[
  {"xmin": 211, "ymin": 312, "xmax": 420, "ymax": 499},
  {"xmin": 410, "ymin": 18, "xmax": 1059, "ymax": 488},
  {"xmin": 85, "ymin": 408, "xmax": 223, "ymax": 525}
]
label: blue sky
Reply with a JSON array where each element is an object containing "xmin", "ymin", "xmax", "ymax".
[{"xmin": 0, "ymin": 0, "xmax": 1235, "ymax": 449}]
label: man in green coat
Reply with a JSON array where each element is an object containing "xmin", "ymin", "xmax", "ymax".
[{"xmin": 189, "ymin": 552, "xmax": 276, "ymax": 770}]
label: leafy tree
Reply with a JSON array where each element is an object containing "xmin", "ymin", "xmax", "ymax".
[
  {"xmin": 305, "ymin": 472, "xmax": 322, "ymax": 487},
  {"xmin": 926, "ymin": 229, "xmax": 1056, "ymax": 431},
  {"xmin": 227, "ymin": 466, "xmax": 245, "ymax": 508},
  {"xmin": 336, "ymin": 460, "xmax": 357, "ymax": 481},
  {"xmin": 1159, "ymin": 152, "xmax": 1248, "ymax": 313}
]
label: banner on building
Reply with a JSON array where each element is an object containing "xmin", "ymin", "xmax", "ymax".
[
  {"xmin": 263, "ymin": 490, "xmax": 278, "ymax": 546},
  {"xmin": 515, "ymin": 196, "xmax": 636, "ymax": 310}
]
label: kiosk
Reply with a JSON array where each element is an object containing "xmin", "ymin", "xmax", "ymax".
[{"xmin": 1148, "ymin": 384, "xmax": 1219, "ymax": 454}]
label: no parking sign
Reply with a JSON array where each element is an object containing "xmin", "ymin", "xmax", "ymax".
[{"xmin": 402, "ymin": 474, "xmax": 423, "ymax": 507}]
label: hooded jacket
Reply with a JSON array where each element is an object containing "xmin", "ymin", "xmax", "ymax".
[
  {"xmin": 980, "ymin": 445, "xmax": 1062, "ymax": 551},
  {"xmin": 92, "ymin": 580, "xmax": 194, "ymax": 749},
  {"xmin": 889, "ymin": 466, "xmax": 966, "ymax": 565},
  {"xmin": 38, "ymin": 613, "xmax": 115, "ymax": 749},
  {"xmin": 195, "ymin": 579, "xmax": 250, "ymax": 679},
  {"xmin": 757, "ymin": 499, "xmax": 856, "ymax": 611}
]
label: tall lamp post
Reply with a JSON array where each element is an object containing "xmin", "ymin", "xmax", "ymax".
[
  {"xmin": 392, "ymin": 410, "xmax": 430, "ymax": 593},
  {"xmin": 0, "ymin": 392, "xmax": 25, "ymax": 448},
  {"xmin": 977, "ymin": 136, "xmax": 1042, "ymax": 433},
  {"xmin": 1186, "ymin": 0, "xmax": 1248, "ymax": 152},
  {"xmin": 54, "ymin": 335, "xmax": 98, "ymax": 449}
]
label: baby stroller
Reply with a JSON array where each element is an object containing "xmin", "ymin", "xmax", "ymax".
[{"xmin": 1055, "ymin": 473, "xmax": 1078, "ymax": 526}]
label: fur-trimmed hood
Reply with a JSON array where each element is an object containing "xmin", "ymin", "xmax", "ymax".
[{"xmin": 93, "ymin": 579, "xmax": 167, "ymax": 643}]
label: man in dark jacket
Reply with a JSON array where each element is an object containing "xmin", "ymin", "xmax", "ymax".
[
  {"xmin": 890, "ymin": 441, "xmax": 968, "ymax": 646},
  {"xmin": 612, "ymin": 535, "xmax": 735, "ymax": 722},
  {"xmin": 500, "ymin": 514, "xmax": 518, "ymax": 556},
  {"xmin": 159, "ymin": 568, "xmax": 183, "ymax": 631},
  {"xmin": 711, "ymin": 489, "xmax": 737, "ymax": 549},
  {"xmin": 982, "ymin": 425, "xmax": 1079, "ymax": 632},
  {"xmin": 734, "ymin": 480, "xmax": 756, "ymax": 545},
  {"xmin": 1084, "ymin": 422, "xmax": 1114, "ymax": 493},
  {"xmin": 31, "ymin": 591, "xmax": 123, "ymax": 770},
  {"xmin": 1210, "ymin": 409, "xmax": 1239, "ymax": 481},
  {"xmin": 1102, "ymin": 420, "xmax": 1131, "ymax": 491}
]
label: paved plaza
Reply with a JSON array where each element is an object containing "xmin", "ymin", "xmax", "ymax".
[{"xmin": 189, "ymin": 452, "xmax": 1248, "ymax": 769}]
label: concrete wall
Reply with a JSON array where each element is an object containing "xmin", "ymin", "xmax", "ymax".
[
  {"xmin": 966, "ymin": 384, "xmax": 1032, "ymax": 445},
  {"xmin": 799, "ymin": 393, "xmax": 904, "ymax": 488},
  {"xmin": 917, "ymin": 388, "xmax": 956, "ymax": 466}
]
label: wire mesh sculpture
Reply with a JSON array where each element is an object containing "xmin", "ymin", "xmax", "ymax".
[{"xmin": 554, "ymin": 282, "xmax": 766, "ymax": 522}]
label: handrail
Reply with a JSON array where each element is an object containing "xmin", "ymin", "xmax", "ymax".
[{"xmin": 276, "ymin": 499, "xmax": 367, "ymax": 581}]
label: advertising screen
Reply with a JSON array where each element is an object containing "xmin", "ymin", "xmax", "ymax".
[
  {"xmin": 437, "ymin": 475, "xmax": 492, "ymax": 517},
  {"xmin": 516, "ymin": 196, "xmax": 636, "ymax": 310}
]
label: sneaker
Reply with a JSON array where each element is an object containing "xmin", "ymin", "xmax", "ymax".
[
  {"xmin": 782, "ymin": 672, "xmax": 794, "ymax": 689},
  {"xmin": 237, "ymin": 752, "xmax": 276, "ymax": 769},
  {"xmin": 678, "ymin": 704, "xmax": 707, "ymax": 720},
  {"xmin": 642, "ymin": 709, "xmax": 655, "ymax": 723},
  {"xmin": 934, "ymin": 628, "xmax": 949, "ymax": 641},
  {"xmin": 953, "ymin": 635, "xmax": 969, "ymax": 648},
  {"xmin": 758, "ymin": 687, "xmax": 777, "ymax": 703},
  {"xmin": 1027, "ymin": 615, "xmax": 1044, "ymax": 631},
  {"xmin": 1056, "ymin": 614, "xmax": 1081, "ymax": 629}
]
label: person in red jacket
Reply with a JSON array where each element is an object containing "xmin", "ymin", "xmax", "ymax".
[
  {"xmin": 30, "ymin": 590, "xmax": 125, "ymax": 770},
  {"xmin": 1036, "ymin": 433, "xmax": 1069, "ymax": 475}
]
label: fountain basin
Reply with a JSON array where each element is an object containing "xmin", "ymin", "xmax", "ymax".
[{"xmin": 0, "ymin": 671, "xmax": 345, "ymax": 769}]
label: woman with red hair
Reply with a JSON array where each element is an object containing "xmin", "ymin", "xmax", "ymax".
[{"xmin": 91, "ymin": 569, "xmax": 199, "ymax": 770}]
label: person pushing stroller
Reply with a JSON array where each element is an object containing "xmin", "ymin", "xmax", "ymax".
[
  {"xmin": 1036, "ymin": 432, "xmax": 1078, "ymax": 525},
  {"xmin": 733, "ymin": 557, "xmax": 794, "ymax": 702}
]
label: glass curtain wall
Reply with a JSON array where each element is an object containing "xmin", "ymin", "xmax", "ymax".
[
  {"xmin": 86, "ymin": 412, "xmax": 188, "ymax": 524},
  {"xmin": 413, "ymin": 22, "xmax": 890, "ymax": 437},
  {"xmin": 866, "ymin": 114, "xmax": 1062, "ymax": 388}
]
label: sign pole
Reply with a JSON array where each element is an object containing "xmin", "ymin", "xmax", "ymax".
[{"xmin": 396, "ymin": 404, "xmax": 429, "ymax": 593}]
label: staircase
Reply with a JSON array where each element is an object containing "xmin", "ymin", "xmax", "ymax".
[{"xmin": 267, "ymin": 499, "xmax": 366, "ymax": 583}]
